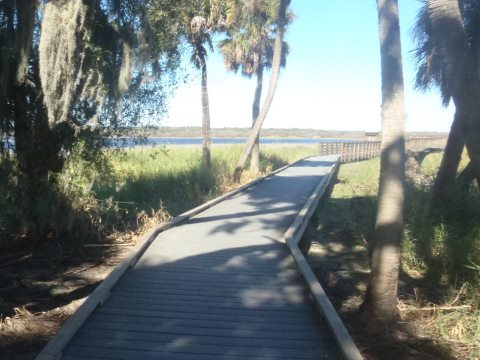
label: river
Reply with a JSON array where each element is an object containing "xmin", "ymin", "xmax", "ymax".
[{"xmin": 111, "ymin": 137, "xmax": 358, "ymax": 147}]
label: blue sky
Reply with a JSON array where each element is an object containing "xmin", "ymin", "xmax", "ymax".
[{"xmin": 164, "ymin": 0, "xmax": 454, "ymax": 132}]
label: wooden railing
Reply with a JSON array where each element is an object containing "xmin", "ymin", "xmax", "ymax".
[
  {"xmin": 319, "ymin": 137, "xmax": 448, "ymax": 163},
  {"xmin": 284, "ymin": 156, "xmax": 363, "ymax": 360}
]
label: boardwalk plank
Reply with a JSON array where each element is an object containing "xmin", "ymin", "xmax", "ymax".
[
  {"xmin": 107, "ymin": 291, "xmax": 309, "ymax": 308},
  {"xmin": 126, "ymin": 271, "xmax": 301, "ymax": 285},
  {"xmin": 68, "ymin": 337, "xmax": 325, "ymax": 359},
  {"xmin": 108, "ymin": 287, "xmax": 309, "ymax": 305},
  {"xmin": 108, "ymin": 283, "xmax": 307, "ymax": 299},
  {"xmin": 96, "ymin": 306, "xmax": 316, "ymax": 324},
  {"xmin": 97, "ymin": 303, "xmax": 316, "ymax": 320},
  {"xmin": 130, "ymin": 266, "xmax": 301, "ymax": 278},
  {"xmin": 84, "ymin": 313, "xmax": 322, "ymax": 333},
  {"xmin": 64, "ymin": 345, "xmax": 340, "ymax": 360},
  {"xmin": 101, "ymin": 296, "xmax": 311, "ymax": 313},
  {"xmin": 73, "ymin": 328, "xmax": 328, "ymax": 348},
  {"xmin": 117, "ymin": 277, "xmax": 305, "ymax": 291},
  {"xmin": 81, "ymin": 320, "xmax": 324, "ymax": 341}
]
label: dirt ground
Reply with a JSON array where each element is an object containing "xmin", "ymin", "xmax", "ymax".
[
  {"xmin": 304, "ymin": 224, "xmax": 475, "ymax": 360},
  {"xmin": 0, "ymin": 234, "xmax": 138, "ymax": 360}
]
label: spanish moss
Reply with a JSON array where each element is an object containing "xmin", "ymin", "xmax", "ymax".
[{"xmin": 39, "ymin": 0, "xmax": 104, "ymax": 126}]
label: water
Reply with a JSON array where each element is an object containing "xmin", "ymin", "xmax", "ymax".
[
  {"xmin": 2, "ymin": 137, "xmax": 359, "ymax": 150},
  {"xmin": 111, "ymin": 137, "xmax": 357, "ymax": 147}
]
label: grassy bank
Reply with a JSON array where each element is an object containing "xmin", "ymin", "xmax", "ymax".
[
  {"xmin": 1, "ymin": 144, "xmax": 317, "ymax": 247},
  {"xmin": 307, "ymin": 154, "xmax": 479, "ymax": 359},
  {"xmin": 96, "ymin": 144, "xmax": 318, "ymax": 219}
]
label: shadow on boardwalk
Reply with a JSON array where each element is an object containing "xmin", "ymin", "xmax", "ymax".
[{"xmin": 63, "ymin": 245, "xmax": 341, "ymax": 359}]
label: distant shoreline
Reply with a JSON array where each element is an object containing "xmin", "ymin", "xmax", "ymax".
[
  {"xmin": 129, "ymin": 126, "xmax": 448, "ymax": 140},
  {"xmin": 109, "ymin": 137, "xmax": 359, "ymax": 148}
]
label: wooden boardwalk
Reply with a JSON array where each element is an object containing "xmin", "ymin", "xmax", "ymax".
[{"xmin": 38, "ymin": 155, "xmax": 358, "ymax": 360}]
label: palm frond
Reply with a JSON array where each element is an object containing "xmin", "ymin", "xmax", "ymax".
[
  {"xmin": 411, "ymin": 0, "xmax": 480, "ymax": 106},
  {"xmin": 218, "ymin": 0, "xmax": 290, "ymax": 77}
]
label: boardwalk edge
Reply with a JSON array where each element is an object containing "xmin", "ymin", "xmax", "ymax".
[
  {"xmin": 284, "ymin": 155, "xmax": 364, "ymax": 360},
  {"xmin": 34, "ymin": 157, "xmax": 309, "ymax": 360}
]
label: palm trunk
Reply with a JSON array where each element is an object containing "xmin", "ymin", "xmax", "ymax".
[
  {"xmin": 430, "ymin": 112, "xmax": 464, "ymax": 212},
  {"xmin": 427, "ymin": 0, "xmax": 480, "ymax": 190},
  {"xmin": 232, "ymin": 0, "xmax": 289, "ymax": 182},
  {"xmin": 362, "ymin": 0, "xmax": 406, "ymax": 325},
  {"xmin": 200, "ymin": 55, "xmax": 211, "ymax": 167},
  {"xmin": 250, "ymin": 64, "xmax": 264, "ymax": 173}
]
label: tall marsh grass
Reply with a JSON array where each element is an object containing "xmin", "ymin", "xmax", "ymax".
[
  {"xmin": 94, "ymin": 144, "xmax": 317, "ymax": 223},
  {"xmin": 0, "ymin": 144, "xmax": 317, "ymax": 245}
]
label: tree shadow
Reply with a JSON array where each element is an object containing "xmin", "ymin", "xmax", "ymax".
[
  {"xmin": 304, "ymin": 186, "xmax": 477, "ymax": 359},
  {"xmin": 60, "ymin": 244, "xmax": 342, "ymax": 359},
  {"xmin": 0, "ymin": 238, "xmax": 116, "ymax": 317}
]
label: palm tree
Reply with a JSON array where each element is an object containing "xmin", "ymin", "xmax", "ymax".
[
  {"xmin": 412, "ymin": 0, "xmax": 480, "ymax": 209},
  {"xmin": 220, "ymin": 0, "xmax": 288, "ymax": 173},
  {"xmin": 174, "ymin": 0, "xmax": 228, "ymax": 167},
  {"xmin": 426, "ymin": 0, "xmax": 480, "ymax": 194},
  {"xmin": 147, "ymin": 0, "xmax": 226, "ymax": 167},
  {"xmin": 232, "ymin": 0, "xmax": 290, "ymax": 182},
  {"xmin": 361, "ymin": 0, "xmax": 406, "ymax": 325},
  {"xmin": 189, "ymin": 15, "xmax": 214, "ymax": 167}
]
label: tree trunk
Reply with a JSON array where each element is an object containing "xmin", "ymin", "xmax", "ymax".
[
  {"xmin": 13, "ymin": 84, "xmax": 39, "ymax": 236},
  {"xmin": 200, "ymin": 55, "xmax": 211, "ymax": 167},
  {"xmin": 427, "ymin": 0, "xmax": 480, "ymax": 192},
  {"xmin": 15, "ymin": 1, "xmax": 36, "ymax": 84},
  {"xmin": 232, "ymin": 0, "xmax": 289, "ymax": 182},
  {"xmin": 250, "ymin": 64, "xmax": 264, "ymax": 173},
  {"xmin": 430, "ymin": 112, "xmax": 464, "ymax": 212},
  {"xmin": 362, "ymin": 0, "xmax": 406, "ymax": 325}
]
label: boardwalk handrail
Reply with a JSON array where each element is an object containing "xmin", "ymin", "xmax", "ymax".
[
  {"xmin": 34, "ymin": 157, "xmax": 316, "ymax": 360},
  {"xmin": 284, "ymin": 156, "xmax": 364, "ymax": 360},
  {"xmin": 319, "ymin": 136, "xmax": 448, "ymax": 163}
]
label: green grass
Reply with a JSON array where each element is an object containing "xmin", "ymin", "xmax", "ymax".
[
  {"xmin": 94, "ymin": 144, "xmax": 318, "ymax": 221},
  {"xmin": 0, "ymin": 144, "xmax": 317, "ymax": 245},
  {"xmin": 316, "ymin": 158, "xmax": 380, "ymax": 246},
  {"xmin": 315, "ymin": 154, "xmax": 480, "ymax": 355}
]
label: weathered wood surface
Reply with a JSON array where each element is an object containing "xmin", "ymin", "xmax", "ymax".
[
  {"xmin": 318, "ymin": 136, "xmax": 447, "ymax": 163},
  {"xmin": 284, "ymin": 161, "xmax": 363, "ymax": 360},
  {"xmin": 44, "ymin": 156, "xmax": 347, "ymax": 360}
]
